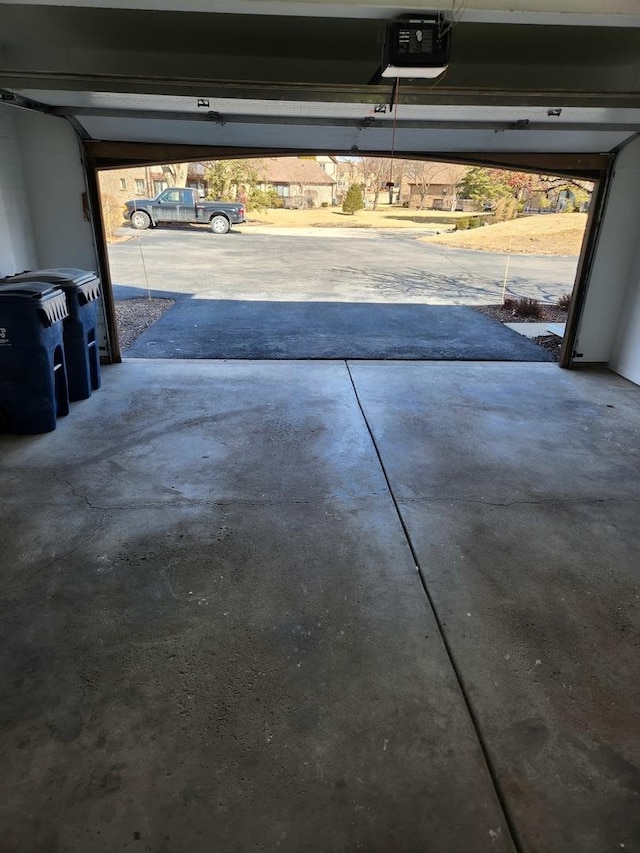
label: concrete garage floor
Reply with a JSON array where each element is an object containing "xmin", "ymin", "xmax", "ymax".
[{"xmin": 1, "ymin": 360, "xmax": 639, "ymax": 852}]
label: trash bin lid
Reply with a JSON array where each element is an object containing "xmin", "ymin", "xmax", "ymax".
[
  {"xmin": 0, "ymin": 281, "xmax": 61, "ymax": 300},
  {"xmin": 7, "ymin": 268, "xmax": 98, "ymax": 287},
  {"xmin": 0, "ymin": 282, "xmax": 68, "ymax": 325},
  {"xmin": 5, "ymin": 268, "xmax": 101, "ymax": 304}
]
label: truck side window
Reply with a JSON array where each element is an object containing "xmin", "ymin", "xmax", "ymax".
[{"xmin": 159, "ymin": 189, "xmax": 180, "ymax": 203}]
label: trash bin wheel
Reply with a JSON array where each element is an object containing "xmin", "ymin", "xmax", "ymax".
[
  {"xmin": 131, "ymin": 210, "xmax": 151, "ymax": 230},
  {"xmin": 210, "ymin": 215, "xmax": 230, "ymax": 234}
]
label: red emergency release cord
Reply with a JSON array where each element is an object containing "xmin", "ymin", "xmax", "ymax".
[{"xmin": 388, "ymin": 77, "xmax": 400, "ymax": 190}]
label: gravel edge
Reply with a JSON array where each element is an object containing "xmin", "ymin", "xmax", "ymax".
[{"xmin": 115, "ymin": 298, "xmax": 175, "ymax": 350}]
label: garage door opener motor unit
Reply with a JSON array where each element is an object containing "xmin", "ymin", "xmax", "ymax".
[{"xmin": 381, "ymin": 15, "xmax": 451, "ymax": 79}]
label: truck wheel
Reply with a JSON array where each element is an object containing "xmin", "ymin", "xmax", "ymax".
[
  {"xmin": 131, "ymin": 210, "xmax": 151, "ymax": 230},
  {"xmin": 210, "ymin": 215, "xmax": 230, "ymax": 234}
]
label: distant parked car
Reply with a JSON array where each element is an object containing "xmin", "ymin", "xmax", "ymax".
[{"xmin": 123, "ymin": 187, "xmax": 245, "ymax": 234}]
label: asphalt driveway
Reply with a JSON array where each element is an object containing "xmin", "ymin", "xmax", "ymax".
[{"xmin": 109, "ymin": 226, "xmax": 576, "ymax": 359}]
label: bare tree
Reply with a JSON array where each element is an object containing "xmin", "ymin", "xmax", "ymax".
[
  {"xmin": 360, "ymin": 157, "xmax": 392, "ymax": 209},
  {"xmin": 404, "ymin": 161, "xmax": 454, "ymax": 210},
  {"xmin": 162, "ymin": 162, "xmax": 190, "ymax": 188}
]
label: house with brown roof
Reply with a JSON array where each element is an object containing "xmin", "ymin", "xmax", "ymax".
[
  {"xmin": 247, "ymin": 157, "xmax": 337, "ymax": 208},
  {"xmin": 404, "ymin": 162, "xmax": 470, "ymax": 211}
]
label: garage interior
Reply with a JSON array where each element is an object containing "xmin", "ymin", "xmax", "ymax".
[{"xmin": 1, "ymin": 2, "xmax": 640, "ymax": 852}]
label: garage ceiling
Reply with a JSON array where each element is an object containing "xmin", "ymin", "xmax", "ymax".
[{"xmin": 1, "ymin": 1, "xmax": 640, "ymax": 157}]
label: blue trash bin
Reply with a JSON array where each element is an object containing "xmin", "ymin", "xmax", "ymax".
[
  {"xmin": 0, "ymin": 283, "xmax": 70, "ymax": 434},
  {"xmin": 3, "ymin": 268, "xmax": 101, "ymax": 401}
]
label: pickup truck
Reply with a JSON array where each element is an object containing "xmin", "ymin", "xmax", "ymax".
[{"xmin": 123, "ymin": 188, "xmax": 245, "ymax": 234}]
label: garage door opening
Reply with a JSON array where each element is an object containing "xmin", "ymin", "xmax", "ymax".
[{"xmin": 97, "ymin": 155, "xmax": 593, "ymax": 363}]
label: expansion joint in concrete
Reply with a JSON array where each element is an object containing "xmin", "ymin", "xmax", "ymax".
[{"xmin": 344, "ymin": 360, "xmax": 524, "ymax": 853}]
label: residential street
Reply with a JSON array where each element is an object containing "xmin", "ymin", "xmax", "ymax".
[
  {"xmin": 109, "ymin": 225, "xmax": 578, "ymax": 305},
  {"xmin": 108, "ymin": 226, "xmax": 576, "ymax": 359}
]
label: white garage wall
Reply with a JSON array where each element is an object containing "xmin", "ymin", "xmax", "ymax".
[
  {"xmin": 0, "ymin": 104, "xmax": 37, "ymax": 277},
  {"xmin": 574, "ymin": 136, "xmax": 640, "ymax": 375},
  {"xmin": 13, "ymin": 109, "xmax": 98, "ymax": 271},
  {"xmin": 610, "ymin": 236, "xmax": 640, "ymax": 384},
  {"xmin": 12, "ymin": 109, "xmax": 110, "ymax": 357}
]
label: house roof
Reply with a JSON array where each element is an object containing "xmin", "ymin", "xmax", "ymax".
[{"xmin": 248, "ymin": 157, "xmax": 335, "ymax": 186}]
